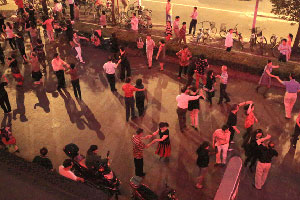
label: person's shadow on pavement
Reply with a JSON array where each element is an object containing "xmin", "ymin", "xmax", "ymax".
[
  {"xmin": 13, "ymin": 86, "xmax": 28, "ymax": 122},
  {"xmin": 58, "ymin": 88, "xmax": 85, "ymax": 130},
  {"xmin": 33, "ymin": 85, "xmax": 50, "ymax": 113},
  {"xmin": 77, "ymin": 99, "xmax": 105, "ymax": 140}
]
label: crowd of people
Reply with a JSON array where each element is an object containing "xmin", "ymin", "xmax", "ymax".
[{"xmin": 0, "ymin": 0, "xmax": 299, "ymax": 198}]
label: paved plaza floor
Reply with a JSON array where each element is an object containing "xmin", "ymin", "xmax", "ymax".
[{"xmin": 0, "ymin": 37, "xmax": 300, "ymax": 200}]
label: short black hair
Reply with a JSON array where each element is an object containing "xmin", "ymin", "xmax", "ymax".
[
  {"xmin": 120, "ymin": 46, "xmax": 125, "ymax": 51},
  {"xmin": 107, "ymin": 56, "xmax": 112, "ymax": 61},
  {"xmin": 181, "ymin": 87, "xmax": 187, "ymax": 93},
  {"xmin": 290, "ymin": 72, "xmax": 296, "ymax": 79},
  {"xmin": 221, "ymin": 125, "xmax": 229, "ymax": 131},
  {"xmin": 40, "ymin": 147, "xmax": 48, "ymax": 156},
  {"xmin": 267, "ymin": 59, "xmax": 272, "ymax": 64},
  {"xmin": 194, "ymin": 7, "xmax": 197, "ymax": 10},
  {"xmin": 63, "ymin": 159, "xmax": 73, "ymax": 168},
  {"xmin": 160, "ymin": 39, "xmax": 165, "ymax": 44},
  {"xmin": 102, "ymin": 11, "xmax": 106, "ymax": 15},
  {"xmin": 282, "ymin": 38, "xmax": 287, "ymax": 42},
  {"xmin": 175, "ymin": 16, "xmax": 180, "ymax": 19},
  {"xmin": 289, "ymin": 33, "xmax": 293, "ymax": 40},
  {"xmin": 88, "ymin": 145, "xmax": 98, "ymax": 152},
  {"xmin": 136, "ymin": 78, "xmax": 142, "ymax": 86},
  {"xmin": 159, "ymin": 122, "xmax": 169, "ymax": 128},
  {"xmin": 133, "ymin": 13, "xmax": 136, "ymax": 16},
  {"xmin": 182, "ymin": 22, "xmax": 186, "ymax": 25},
  {"xmin": 53, "ymin": 53, "xmax": 59, "ymax": 58},
  {"xmin": 125, "ymin": 77, "xmax": 131, "ymax": 83},
  {"xmin": 136, "ymin": 128, "xmax": 143, "ymax": 134}
]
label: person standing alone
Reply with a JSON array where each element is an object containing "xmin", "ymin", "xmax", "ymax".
[
  {"xmin": 212, "ymin": 125, "xmax": 230, "ymax": 166},
  {"xmin": 216, "ymin": 65, "xmax": 230, "ymax": 104},
  {"xmin": 166, "ymin": 0, "xmax": 172, "ymax": 24},
  {"xmin": 189, "ymin": 7, "xmax": 198, "ymax": 36},
  {"xmin": 103, "ymin": 56, "xmax": 121, "ymax": 92},
  {"xmin": 66, "ymin": 63, "xmax": 82, "ymax": 99}
]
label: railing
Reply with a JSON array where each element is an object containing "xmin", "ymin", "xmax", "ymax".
[{"xmin": 214, "ymin": 156, "xmax": 243, "ymax": 200}]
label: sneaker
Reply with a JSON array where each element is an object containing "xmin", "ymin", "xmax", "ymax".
[
  {"xmin": 228, "ymin": 148, "xmax": 234, "ymax": 151},
  {"xmin": 195, "ymin": 184, "xmax": 203, "ymax": 189}
]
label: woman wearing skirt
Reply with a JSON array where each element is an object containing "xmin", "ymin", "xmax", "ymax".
[{"xmin": 148, "ymin": 122, "xmax": 171, "ymax": 160}]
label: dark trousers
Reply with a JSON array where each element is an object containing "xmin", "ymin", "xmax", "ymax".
[
  {"xmin": 71, "ymin": 79, "xmax": 81, "ymax": 99},
  {"xmin": 226, "ymin": 47, "xmax": 232, "ymax": 52},
  {"xmin": 242, "ymin": 126, "xmax": 253, "ymax": 148},
  {"xmin": 120, "ymin": 65, "xmax": 131, "ymax": 81},
  {"xmin": 229, "ymin": 127, "xmax": 235, "ymax": 142},
  {"xmin": 189, "ymin": 19, "xmax": 197, "ymax": 35},
  {"xmin": 0, "ymin": 94, "xmax": 11, "ymax": 113},
  {"xmin": 177, "ymin": 107, "xmax": 187, "ymax": 131},
  {"xmin": 219, "ymin": 83, "xmax": 230, "ymax": 103},
  {"xmin": 69, "ymin": 4, "xmax": 74, "ymax": 20},
  {"xmin": 136, "ymin": 96, "xmax": 145, "ymax": 116},
  {"xmin": 134, "ymin": 158, "xmax": 144, "ymax": 176},
  {"xmin": 8, "ymin": 38, "xmax": 16, "ymax": 50},
  {"xmin": 278, "ymin": 53, "xmax": 286, "ymax": 62},
  {"xmin": 178, "ymin": 65, "xmax": 188, "ymax": 77},
  {"xmin": 244, "ymin": 153, "xmax": 258, "ymax": 170},
  {"xmin": 291, "ymin": 131, "xmax": 300, "ymax": 147},
  {"xmin": 106, "ymin": 73, "xmax": 116, "ymax": 91},
  {"xmin": 0, "ymin": 55, "xmax": 4, "ymax": 64},
  {"xmin": 125, "ymin": 97, "xmax": 135, "ymax": 121},
  {"xmin": 55, "ymin": 70, "xmax": 66, "ymax": 89},
  {"xmin": 206, "ymin": 91, "xmax": 214, "ymax": 105}
]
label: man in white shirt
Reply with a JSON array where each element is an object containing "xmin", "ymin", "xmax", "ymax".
[
  {"xmin": 131, "ymin": 13, "xmax": 139, "ymax": 32},
  {"xmin": 68, "ymin": 0, "xmax": 74, "ymax": 21},
  {"xmin": 189, "ymin": 7, "xmax": 198, "ymax": 36},
  {"xmin": 176, "ymin": 87, "xmax": 201, "ymax": 132},
  {"xmin": 59, "ymin": 159, "xmax": 84, "ymax": 182},
  {"xmin": 173, "ymin": 16, "xmax": 180, "ymax": 40},
  {"xmin": 166, "ymin": 0, "xmax": 172, "ymax": 24},
  {"xmin": 146, "ymin": 34, "xmax": 155, "ymax": 69},
  {"xmin": 212, "ymin": 125, "xmax": 230, "ymax": 166},
  {"xmin": 225, "ymin": 29, "xmax": 234, "ymax": 52},
  {"xmin": 51, "ymin": 53, "xmax": 70, "ymax": 90},
  {"xmin": 103, "ymin": 56, "xmax": 121, "ymax": 92}
]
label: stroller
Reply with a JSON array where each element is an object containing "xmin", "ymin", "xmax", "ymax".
[
  {"xmin": 130, "ymin": 176, "xmax": 177, "ymax": 200},
  {"xmin": 63, "ymin": 143, "xmax": 121, "ymax": 198}
]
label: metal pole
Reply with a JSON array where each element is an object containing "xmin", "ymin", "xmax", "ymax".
[{"xmin": 252, "ymin": 0, "xmax": 259, "ymax": 33}]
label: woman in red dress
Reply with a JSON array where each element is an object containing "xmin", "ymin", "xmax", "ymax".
[{"xmin": 148, "ymin": 122, "xmax": 171, "ymax": 159}]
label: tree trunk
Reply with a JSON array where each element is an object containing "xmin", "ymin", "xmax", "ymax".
[
  {"xmin": 292, "ymin": 22, "xmax": 300, "ymax": 54},
  {"xmin": 112, "ymin": 0, "xmax": 116, "ymax": 24}
]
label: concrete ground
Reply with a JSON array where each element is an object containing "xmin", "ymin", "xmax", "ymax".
[{"xmin": 0, "ymin": 35, "xmax": 300, "ymax": 200}]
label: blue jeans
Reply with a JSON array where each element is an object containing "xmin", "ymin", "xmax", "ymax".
[{"xmin": 166, "ymin": 14, "xmax": 172, "ymax": 24}]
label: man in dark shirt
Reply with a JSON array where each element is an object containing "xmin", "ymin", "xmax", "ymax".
[
  {"xmin": 254, "ymin": 141, "xmax": 278, "ymax": 190},
  {"xmin": 195, "ymin": 55, "xmax": 209, "ymax": 88},
  {"xmin": 33, "ymin": 147, "xmax": 53, "ymax": 170},
  {"xmin": 0, "ymin": 74, "xmax": 11, "ymax": 114},
  {"xmin": 119, "ymin": 47, "xmax": 131, "ymax": 82},
  {"xmin": 8, "ymin": 54, "xmax": 24, "ymax": 86}
]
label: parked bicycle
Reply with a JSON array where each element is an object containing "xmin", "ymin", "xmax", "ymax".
[
  {"xmin": 270, "ymin": 34, "xmax": 283, "ymax": 58},
  {"xmin": 194, "ymin": 21, "xmax": 217, "ymax": 44},
  {"xmin": 249, "ymin": 27, "xmax": 267, "ymax": 55}
]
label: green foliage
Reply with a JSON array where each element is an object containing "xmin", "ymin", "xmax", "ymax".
[{"xmin": 270, "ymin": 0, "xmax": 300, "ymax": 22}]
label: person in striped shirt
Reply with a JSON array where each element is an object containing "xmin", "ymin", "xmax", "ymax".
[
  {"xmin": 132, "ymin": 128, "xmax": 152, "ymax": 177},
  {"xmin": 165, "ymin": 21, "xmax": 172, "ymax": 41},
  {"xmin": 216, "ymin": 65, "xmax": 230, "ymax": 104}
]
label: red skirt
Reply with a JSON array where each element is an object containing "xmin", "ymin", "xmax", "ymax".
[{"xmin": 155, "ymin": 143, "xmax": 171, "ymax": 158}]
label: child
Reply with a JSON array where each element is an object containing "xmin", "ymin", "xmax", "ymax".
[
  {"xmin": 179, "ymin": 22, "xmax": 187, "ymax": 45},
  {"xmin": 100, "ymin": 11, "xmax": 107, "ymax": 28},
  {"xmin": 135, "ymin": 79, "xmax": 145, "ymax": 116},
  {"xmin": 66, "ymin": 63, "xmax": 81, "ymax": 99},
  {"xmin": 242, "ymin": 103, "xmax": 258, "ymax": 147},
  {"xmin": 165, "ymin": 20, "xmax": 172, "ymax": 41},
  {"xmin": 216, "ymin": 65, "xmax": 230, "ymax": 104},
  {"xmin": 136, "ymin": 36, "xmax": 144, "ymax": 57}
]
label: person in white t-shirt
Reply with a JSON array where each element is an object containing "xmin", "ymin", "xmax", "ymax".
[
  {"xmin": 225, "ymin": 29, "xmax": 233, "ymax": 52},
  {"xmin": 59, "ymin": 159, "xmax": 84, "ymax": 182},
  {"xmin": 166, "ymin": 0, "xmax": 172, "ymax": 25},
  {"xmin": 131, "ymin": 13, "xmax": 139, "ymax": 32}
]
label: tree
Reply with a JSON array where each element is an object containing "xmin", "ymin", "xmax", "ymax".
[{"xmin": 270, "ymin": 0, "xmax": 300, "ymax": 53}]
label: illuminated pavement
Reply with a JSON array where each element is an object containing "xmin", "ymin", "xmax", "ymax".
[{"xmin": 0, "ymin": 39, "xmax": 299, "ymax": 199}]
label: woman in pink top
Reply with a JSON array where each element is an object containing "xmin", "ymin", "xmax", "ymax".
[
  {"xmin": 242, "ymin": 103, "xmax": 258, "ymax": 147},
  {"xmin": 42, "ymin": 17, "xmax": 54, "ymax": 41},
  {"xmin": 3, "ymin": 22, "xmax": 16, "ymax": 50}
]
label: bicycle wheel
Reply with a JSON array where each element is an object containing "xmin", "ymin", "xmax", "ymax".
[
  {"xmin": 270, "ymin": 35, "xmax": 277, "ymax": 46},
  {"xmin": 220, "ymin": 31, "xmax": 227, "ymax": 39},
  {"xmin": 210, "ymin": 27, "xmax": 217, "ymax": 37}
]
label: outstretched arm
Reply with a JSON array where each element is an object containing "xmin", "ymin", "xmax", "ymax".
[{"xmin": 274, "ymin": 76, "xmax": 284, "ymax": 84}]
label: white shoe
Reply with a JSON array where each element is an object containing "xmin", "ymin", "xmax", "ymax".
[
  {"xmin": 228, "ymin": 148, "xmax": 234, "ymax": 151},
  {"xmin": 230, "ymin": 141, "xmax": 235, "ymax": 144}
]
